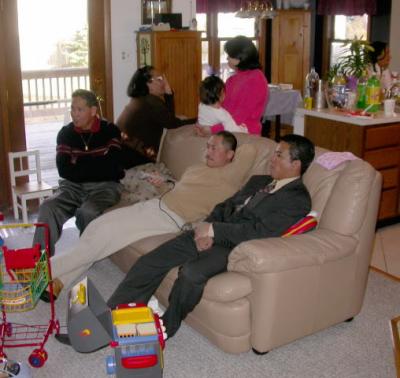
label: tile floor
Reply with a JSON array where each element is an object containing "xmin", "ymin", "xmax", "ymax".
[{"xmin": 371, "ymin": 223, "xmax": 400, "ymax": 279}]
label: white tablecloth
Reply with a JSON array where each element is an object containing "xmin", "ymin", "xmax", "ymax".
[{"xmin": 263, "ymin": 87, "xmax": 303, "ymax": 125}]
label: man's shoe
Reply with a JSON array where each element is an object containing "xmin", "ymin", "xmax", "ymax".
[
  {"xmin": 55, "ymin": 333, "xmax": 71, "ymax": 346},
  {"xmin": 40, "ymin": 278, "xmax": 64, "ymax": 303}
]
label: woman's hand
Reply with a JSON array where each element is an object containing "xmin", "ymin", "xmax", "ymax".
[
  {"xmin": 163, "ymin": 75, "xmax": 173, "ymax": 94},
  {"xmin": 194, "ymin": 124, "xmax": 211, "ymax": 137}
]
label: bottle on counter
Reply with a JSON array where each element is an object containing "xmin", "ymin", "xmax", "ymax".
[
  {"xmin": 365, "ymin": 75, "xmax": 381, "ymax": 112},
  {"xmin": 304, "ymin": 67, "xmax": 319, "ymax": 110},
  {"xmin": 331, "ymin": 74, "xmax": 347, "ymax": 108},
  {"xmin": 305, "ymin": 67, "xmax": 319, "ymax": 99},
  {"xmin": 314, "ymin": 79, "xmax": 326, "ymax": 110},
  {"xmin": 356, "ymin": 75, "xmax": 367, "ymax": 109}
]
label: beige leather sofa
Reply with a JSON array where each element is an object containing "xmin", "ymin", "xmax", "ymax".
[{"xmin": 110, "ymin": 125, "xmax": 382, "ymax": 354}]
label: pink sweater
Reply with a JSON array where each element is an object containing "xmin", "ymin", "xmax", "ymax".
[{"xmin": 211, "ymin": 69, "xmax": 269, "ymax": 135}]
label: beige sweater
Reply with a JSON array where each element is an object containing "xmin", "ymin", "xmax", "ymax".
[{"xmin": 163, "ymin": 144, "xmax": 257, "ymax": 223}]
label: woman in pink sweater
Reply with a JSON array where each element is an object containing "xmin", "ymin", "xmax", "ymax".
[{"xmin": 196, "ymin": 36, "xmax": 269, "ymax": 135}]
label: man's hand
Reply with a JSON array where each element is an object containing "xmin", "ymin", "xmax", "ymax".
[
  {"xmin": 195, "ymin": 236, "xmax": 214, "ymax": 252},
  {"xmin": 194, "ymin": 124, "xmax": 211, "ymax": 137},
  {"xmin": 194, "ymin": 222, "xmax": 212, "ymax": 240}
]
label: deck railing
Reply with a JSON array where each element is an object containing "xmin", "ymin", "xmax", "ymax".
[{"xmin": 22, "ymin": 67, "xmax": 89, "ymax": 109}]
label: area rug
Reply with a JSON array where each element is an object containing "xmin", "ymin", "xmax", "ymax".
[{"xmin": 1, "ymin": 227, "xmax": 399, "ymax": 378}]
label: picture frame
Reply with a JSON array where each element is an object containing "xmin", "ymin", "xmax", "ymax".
[{"xmin": 142, "ymin": 0, "xmax": 172, "ymax": 25}]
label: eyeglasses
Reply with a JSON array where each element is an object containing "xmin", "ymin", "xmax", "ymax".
[{"xmin": 149, "ymin": 76, "xmax": 163, "ymax": 83}]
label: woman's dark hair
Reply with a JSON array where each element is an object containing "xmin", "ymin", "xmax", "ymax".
[
  {"xmin": 368, "ymin": 41, "xmax": 387, "ymax": 67},
  {"xmin": 281, "ymin": 134, "xmax": 315, "ymax": 175},
  {"xmin": 200, "ymin": 75, "xmax": 225, "ymax": 105},
  {"xmin": 224, "ymin": 36, "xmax": 261, "ymax": 70},
  {"xmin": 216, "ymin": 131, "xmax": 238, "ymax": 152},
  {"xmin": 127, "ymin": 65, "xmax": 154, "ymax": 98}
]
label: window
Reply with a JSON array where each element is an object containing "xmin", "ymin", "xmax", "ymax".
[
  {"xmin": 328, "ymin": 14, "xmax": 369, "ymax": 68},
  {"xmin": 196, "ymin": 12, "xmax": 258, "ymax": 80}
]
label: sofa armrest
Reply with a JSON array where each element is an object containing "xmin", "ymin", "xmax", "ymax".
[{"xmin": 227, "ymin": 229, "xmax": 358, "ymax": 274}]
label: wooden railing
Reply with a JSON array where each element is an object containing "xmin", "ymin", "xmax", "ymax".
[{"xmin": 22, "ymin": 67, "xmax": 89, "ymax": 108}]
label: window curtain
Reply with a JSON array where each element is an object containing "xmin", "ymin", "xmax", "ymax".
[
  {"xmin": 196, "ymin": 0, "xmax": 242, "ymax": 13},
  {"xmin": 317, "ymin": 0, "xmax": 377, "ymax": 15}
]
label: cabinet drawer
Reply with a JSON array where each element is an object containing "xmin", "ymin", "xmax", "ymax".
[
  {"xmin": 378, "ymin": 189, "xmax": 399, "ymax": 219},
  {"xmin": 380, "ymin": 167, "xmax": 399, "ymax": 189},
  {"xmin": 365, "ymin": 124, "xmax": 400, "ymax": 150},
  {"xmin": 364, "ymin": 148, "xmax": 400, "ymax": 170}
]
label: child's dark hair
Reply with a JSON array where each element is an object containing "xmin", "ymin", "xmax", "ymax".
[{"xmin": 199, "ymin": 75, "xmax": 225, "ymax": 105}]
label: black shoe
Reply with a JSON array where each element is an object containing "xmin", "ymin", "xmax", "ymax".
[
  {"xmin": 40, "ymin": 278, "xmax": 63, "ymax": 303},
  {"xmin": 40, "ymin": 291, "xmax": 51, "ymax": 303},
  {"xmin": 55, "ymin": 333, "xmax": 71, "ymax": 346}
]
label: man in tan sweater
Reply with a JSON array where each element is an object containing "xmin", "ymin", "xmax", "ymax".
[{"xmin": 44, "ymin": 131, "xmax": 257, "ymax": 300}]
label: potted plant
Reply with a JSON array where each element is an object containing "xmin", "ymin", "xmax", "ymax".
[{"xmin": 337, "ymin": 37, "xmax": 373, "ymax": 90}]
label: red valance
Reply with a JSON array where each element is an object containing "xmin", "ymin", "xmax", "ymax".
[
  {"xmin": 196, "ymin": 0, "xmax": 242, "ymax": 14},
  {"xmin": 317, "ymin": 0, "xmax": 377, "ymax": 16}
]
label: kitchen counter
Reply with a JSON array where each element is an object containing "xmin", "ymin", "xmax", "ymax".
[
  {"xmin": 294, "ymin": 107, "xmax": 400, "ymax": 135},
  {"xmin": 299, "ymin": 107, "xmax": 400, "ymax": 221}
]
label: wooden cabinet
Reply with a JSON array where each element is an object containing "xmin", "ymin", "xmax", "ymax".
[
  {"xmin": 305, "ymin": 116, "xmax": 400, "ymax": 221},
  {"xmin": 270, "ymin": 10, "xmax": 310, "ymax": 93},
  {"xmin": 136, "ymin": 31, "xmax": 201, "ymax": 118}
]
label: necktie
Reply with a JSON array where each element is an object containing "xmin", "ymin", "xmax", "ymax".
[
  {"xmin": 235, "ymin": 180, "xmax": 277, "ymax": 212},
  {"xmin": 260, "ymin": 180, "xmax": 277, "ymax": 193}
]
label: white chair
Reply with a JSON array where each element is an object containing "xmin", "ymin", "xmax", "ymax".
[{"xmin": 8, "ymin": 150, "xmax": 53, "ymax": 223}]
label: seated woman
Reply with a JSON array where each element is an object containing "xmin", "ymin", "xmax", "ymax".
[
  {"xmin": 196, "ymin": 35, "xmax": 269, "ymax": 136},
  {"xmin": 118, "ymin": 65, "xmax": 196, "ymax": 168}
]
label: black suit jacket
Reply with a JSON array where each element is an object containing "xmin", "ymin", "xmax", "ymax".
[{"xmin": 205, "ymin": 175, "xmax": 311, "ymax": 249}]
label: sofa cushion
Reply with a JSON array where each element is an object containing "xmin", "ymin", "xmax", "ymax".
[
  {"xmin": 303, "ymin": 161, "xmax": 341, "ymax": 220},
  {"xmin": 319, "ymin": 159, "xmax": 378, "ymax": 235},
  {"xmin": 201, "ymin": 272, "xmax": 252, "ymax": 303}
]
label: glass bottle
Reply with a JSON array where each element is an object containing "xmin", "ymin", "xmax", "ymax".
[
  {"xmin": 331, "ymin": 74, "xmax": 347, "ymax": 108},
  {"xmin": 305, "ymin": 67, "xmax": 319, "ymax": 99},
  {"xmin": 365, "ymin": 75, "xmax": 381, "ymax": 113},
  {"xmin": 356, "ymin": 75, "xmax": 367, "ymax": 109}
]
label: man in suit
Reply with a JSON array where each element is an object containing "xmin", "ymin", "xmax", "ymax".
[{"xmin": 107, "ymin": 134, "xmax": 315, "ymax": 338}]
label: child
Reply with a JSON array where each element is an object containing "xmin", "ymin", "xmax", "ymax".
[{"xmin": 198, "ymin": 76, "xmax": 248, "ymax": 133}]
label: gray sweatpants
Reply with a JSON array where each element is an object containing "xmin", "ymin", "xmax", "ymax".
[{"xmin": 33, "ymin": 179, "xmax": 122, "ymax": 256}]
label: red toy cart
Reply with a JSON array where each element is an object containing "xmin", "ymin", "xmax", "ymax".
[{"xmin": 0, "ymin": 223, "xmax": 60, "ymax": 368}]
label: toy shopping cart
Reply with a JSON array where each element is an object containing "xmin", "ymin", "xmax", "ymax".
[{"xmin": 0, "ymin": 223, "xmax": 59, "ymax": 368}]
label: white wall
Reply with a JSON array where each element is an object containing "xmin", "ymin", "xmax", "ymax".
[
  {"xmin": 110, "ymin": 0, "xmax": 195, "ymax": 120},
  {"xmin": 390, "ymin": 0, "xmax": 400, "ymax": 73}
]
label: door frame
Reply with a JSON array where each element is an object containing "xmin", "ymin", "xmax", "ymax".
[{"xmin": 0, "ymin": 0, "xmax": 113, "ymax": 210}]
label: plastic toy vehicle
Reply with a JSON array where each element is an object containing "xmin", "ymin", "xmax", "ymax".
[
  {"xmin": 0, "ymin": 357, "xmax": 32, "ymax": 377},
  {"xmin": 66, "ymin": 277, "xmax": 166, "ymax": 377},
  {"xmin": 106, "ymin": 303, "xmax": 166, "ymax": 378}
]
